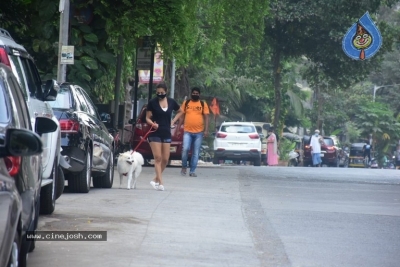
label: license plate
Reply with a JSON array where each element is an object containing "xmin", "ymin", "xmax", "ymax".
[
  {"xmin": 229, "ymin": 142, "xmax": 246, "ymax": 146},
  {"xmin": 320, "ymin": 153, "xmax": 324, "ymax": 157},
  {"xmin": 170, "ymin": 146, "xmax": 177, "ymax": 153}
]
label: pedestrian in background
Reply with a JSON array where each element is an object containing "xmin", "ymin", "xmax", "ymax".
[
  {"xmin": 266, "ymin": 127, "xmax": 278, "ymax": 166},
  {"xmin": 363, "ymin": 141, "xmax": 372, "ymax": 164},
  {"xmin": 176, "ymin": 87, "xmax": 210, "ymax": 177},
  {"xmin": 146, "ymin": 83, "xmax": 184, "ymax": 191},
  {"xmin": 310, "ymin": 129, "xmax": 322, "ymax": 167}
]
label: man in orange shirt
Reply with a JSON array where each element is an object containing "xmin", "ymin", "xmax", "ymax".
[{"xmin": 176, "ymin": 87, "xmax": 210, "ymax": 177}]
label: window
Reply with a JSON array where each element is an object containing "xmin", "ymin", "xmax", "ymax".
[
  {"xmin": 19, "ymin": 57, "xmax": 42, "ymax": 98},
  {"xmin": 79, "ymin": 88, "xmax": 99, "ymax": 119},
  {"xmin": 323, "ymin": 138, "xmax": 334, "ymax": 146},
  {"xmin": 221, "ymin": 125, "xmax": 255, "ymax": 133},
  {"xmin": 8, "ymin": 75, "xmax": 30, "ymax": 129},
  {"xmin": 74, "ymin": 87, "xmax": 88, "ymax": 113},
  {"xmin": 8, "ymin": 55, "xmax": 28, "ymax": 99},
  {"xmin": 0, "ymin": 79, "xmax": 9, "ymax": 123},
  {"xmin": 49, "ymin": 86, "xmax": 72, "ymax": 109}
]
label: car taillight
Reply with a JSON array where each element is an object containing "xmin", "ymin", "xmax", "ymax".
[
  {"xmin": 4, "ymin": 156, "xmax": 21, "ymax": 176},
  {"xmin": 59, "ymin": 119, "xmax": 79, "ymax": 133},
  {"xmin": 0, "ymin": 48, "xmax": 11, "ymax": 67},
  {"xmin": 216, "ymin": 132, "xmax": 227, "ymax": 138},
  {"xmin": 248, "ymin": 134, "xmax": 260, "ymax": 139}
]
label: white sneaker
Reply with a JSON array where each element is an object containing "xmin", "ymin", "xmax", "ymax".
[
  {"xmin": 157, "ymin": 185, "xmax": 164, "ymax": 191},
  {"xmin": 150, "ymin": 181, "xmax": 159, "ymax": 190}
]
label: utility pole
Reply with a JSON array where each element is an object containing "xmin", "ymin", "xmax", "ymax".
[
  {"xmin": 57, "ymin": 0, "xmax": 70, "ymax": 83},
  {"xmin": 114, "ymin": 35, "xmax": 124, "ymax": 130},
  {"xmin": 170, "ymin": 58, "xmax": 176, "ymax": 98}
]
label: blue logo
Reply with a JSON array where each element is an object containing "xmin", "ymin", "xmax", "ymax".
[{"xmin": 342, "ymin": 12, "xmax": 382, "ymax": 60}]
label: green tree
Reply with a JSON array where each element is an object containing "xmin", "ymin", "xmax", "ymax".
[{"xmin": 264, "ymin": 0, "xmax": 397, "ymax": 131}]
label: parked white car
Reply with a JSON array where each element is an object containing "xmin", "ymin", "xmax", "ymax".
[
  {"xmin": 213, "ymin": 122, "xmax": 262, "ymax": 166},
  {"xmin": 0, "ymin": 28, "xmax": 65, "ymax": 214}
]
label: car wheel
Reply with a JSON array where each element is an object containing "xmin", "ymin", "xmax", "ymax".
[
  {"xmin": 212, "ymin": 156, "xmax": 219, "ymax": 165},
  {"xmin": 69, "ymin": 147, "xmax": 92, "ymax": 193},
  {"xmin": 19, "ymin": 234, "xmax": 29, "ymax": 267},
  {"xmin": 93, "ymin": 152, "xmax": 114, "ymax": 188},
  {"xmin": 8, "ymin": 228, "xmax": 20, "ymax": 267},
  {"xmin": 40, "ymin": 157, "xmax": 57, "ymax": 215},
  {"xmin": 253, "ymin": 157, "xmax": 261, "ymax": 166},
  {"xmin": 55, "ymin": 166, "xmax": 65, "ymax": 200}
]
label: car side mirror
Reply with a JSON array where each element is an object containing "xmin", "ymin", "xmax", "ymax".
[
  {"xmin": 35, "ymin": 117, "xmax": 58, "ymax": 135},
  {"xmin": 43, "ymin": 79, "xmax": 59, "ymax": 101},
  {"xmin": 0, "ymin": 128, "xmax": 43, "ymax": 157}
]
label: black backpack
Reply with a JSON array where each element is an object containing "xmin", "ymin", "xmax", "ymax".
[{"xmin": 185, "ymin": 99, "xmax": 204, "ymax": 114}]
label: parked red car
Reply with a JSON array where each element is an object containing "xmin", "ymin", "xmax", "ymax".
[
  {"xmin": 130, "ymin": 104, "xmax": 190, "ymax": 164},
  {"xmin": 303, "ymin": 135, "xmax": 339, "ymax": 167}
]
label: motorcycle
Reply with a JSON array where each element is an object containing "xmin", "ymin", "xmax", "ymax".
[{"xmin": 337, "ymin": 147, "xmax": 349, "ymax": 167}]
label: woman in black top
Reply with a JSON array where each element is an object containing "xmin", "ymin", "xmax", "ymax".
[{"xmin": 146, "ymin": 83, "xmax": 184, "ymax": 191}]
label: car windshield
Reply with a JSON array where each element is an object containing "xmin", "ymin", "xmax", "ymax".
[
  {"xmin": 324, "ymin": 138, "xmax": 334, "ymax": 146},
  {"xmin": 350, "ymin": 148, "xmax": 364, "ymax": 156},
  {"xmin": 48, "ymin": 87, "xmax": 71, "ymax": 109},
  {"xmin": 220, "ymin": 125, "xmax": 255, "ymax": 133}
]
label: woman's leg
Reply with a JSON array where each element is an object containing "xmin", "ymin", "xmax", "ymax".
[
  {"xmin": 149, "ymin": 141, "xmax": 162, "ymax": 184},
  {"xmin": 159, "ymin": 142, "xmax": 171, "ymax": 185}
]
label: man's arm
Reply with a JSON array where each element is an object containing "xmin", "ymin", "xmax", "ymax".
[{"xmin": 203, "ymin": 114, "xmax": 209, "ymax": 137}]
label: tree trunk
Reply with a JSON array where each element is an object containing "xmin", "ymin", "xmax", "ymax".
[{"xmin": 272, "ymin": 49, "xmax": 282, "ymax": 130}]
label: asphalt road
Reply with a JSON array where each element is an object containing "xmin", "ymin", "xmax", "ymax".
[{"xmin": 28, "ymin": 165, "xmax": 400, "ymax": 267}]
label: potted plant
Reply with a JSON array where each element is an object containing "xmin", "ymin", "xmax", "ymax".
[{"xmin": 278, "ymin": 137, "xmax": 296, "ymax": 166}]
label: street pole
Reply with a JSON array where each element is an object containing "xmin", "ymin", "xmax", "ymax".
[
  {"xmin": 57, "ymin": 0, "xmax": 70, "ymax": 83},
  {"xmin": 113, "ymin": 35, "xmax": 124, "ymax": 130},
  {"xmin": 170, "ymin": 57, "xmax": 176, "ymax": 98}
]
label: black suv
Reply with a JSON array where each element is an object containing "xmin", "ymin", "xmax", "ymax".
[{"xmin": 48, "ymin": 83, "xmax": 115, "ymax": 193}]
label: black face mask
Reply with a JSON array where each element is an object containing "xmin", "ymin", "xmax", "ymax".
[
  {"xmin": 157, "ymin": 94, "xmax": 167, "ymax": 99},
  {"xmin": 191, "ymin": 95, "xmax": 200, "ymax": 101}
]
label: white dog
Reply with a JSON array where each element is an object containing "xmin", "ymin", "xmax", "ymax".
[{"xmin": 117, "ymin": 150, "xmax": 144, "ymax": 189}]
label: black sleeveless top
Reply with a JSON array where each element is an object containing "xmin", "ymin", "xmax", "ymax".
[{"xmin": 146, "ymin": 97, "xmax": 180, "ymax": 138}]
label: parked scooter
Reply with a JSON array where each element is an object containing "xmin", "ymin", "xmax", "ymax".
[
  {"xmin": 369, "ymin": 157, "xmax": 378, "ymax": 168},
  {"xmin": 382, "ymin": 155, "xmax": 396, "ymax": 169},
  {"xmin": 288, "ymin": 150, "xmax": 299, "ymax": 167}
]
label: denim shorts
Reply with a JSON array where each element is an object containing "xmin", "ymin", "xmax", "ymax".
[{"xmin": 148, "ymin": 136, "xmax": 171, "ymax": 143}]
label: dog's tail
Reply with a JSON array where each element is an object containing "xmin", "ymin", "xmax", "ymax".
[{"xmin": 135, "ymin": 152, "xmax": 145, "ymax": 166}]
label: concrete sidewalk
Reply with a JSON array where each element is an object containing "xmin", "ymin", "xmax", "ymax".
[{"xmin": 29, "ymin": 166, "xmax": 260, "ymax": 267}]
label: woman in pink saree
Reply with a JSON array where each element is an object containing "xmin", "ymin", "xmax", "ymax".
[{"xmin": 267, "ymin": 128, "xmax": 278, "ymax": 166}]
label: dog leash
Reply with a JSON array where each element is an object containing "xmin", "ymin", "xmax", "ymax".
[{"xmin": 131, "ymin": 125, "xmax": 156, "ymax": 153}]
